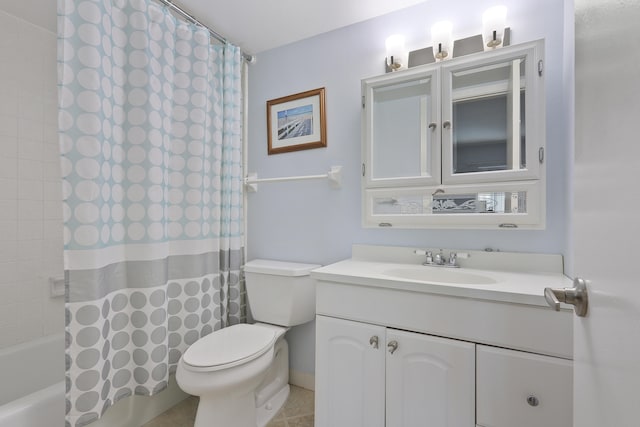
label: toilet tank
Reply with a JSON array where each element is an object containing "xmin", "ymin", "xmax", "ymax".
[{"xmin": 244, "ymin": 259, "xmax": 321, "ymax": 327}]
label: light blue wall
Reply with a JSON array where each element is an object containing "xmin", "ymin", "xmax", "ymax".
[{"xmin": 247, "ymin": 0, "xmax": 572, "ymax": 376}]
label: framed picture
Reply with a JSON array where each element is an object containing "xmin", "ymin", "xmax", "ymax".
[{"xmin": 267, "ymin": 87, "xmax": 326, "ymax": 155}]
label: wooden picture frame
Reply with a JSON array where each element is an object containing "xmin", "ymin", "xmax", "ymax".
[{"xmin": 267, "ymin": 87, "xmax": 326, "ymax": 155}]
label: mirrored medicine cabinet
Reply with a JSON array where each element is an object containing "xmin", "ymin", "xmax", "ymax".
[{"xmin": 362, "ymin": 40, "xmax": 545, "ymax": 229}]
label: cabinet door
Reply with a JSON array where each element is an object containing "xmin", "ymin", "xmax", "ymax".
[
  {"xmin": 385, "ymin": 329, "xmax": 475, "ymax": 427},
  {"xmin": 441, "ymin": 41, "xmax": 544, "ymax": 185},
  {"xmin": 362, "ymin": 66, "xmax": 441, "ymax": 188},
  {"xmin": 315, "ymin": 316, "xmax": 386, "ymax": 427},
  {"xmin": 476, "ymin": 345, "xmax": 572, "ymax": 427}
]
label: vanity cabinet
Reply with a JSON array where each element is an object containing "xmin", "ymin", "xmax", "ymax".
[
  {"xmin": 313, "ymin": 253, "xmax": 574, "ymax": 427},
  {"xmin": 362, "ymin": 40, "xmax": 545, "ymax": 229},
  {"xmin": 315, "ymin": 316, "xmax": 475, "ymax": 427},
  {"xmin": 476, "ymin": 345, "xmax": 572, "ymax": 427}
]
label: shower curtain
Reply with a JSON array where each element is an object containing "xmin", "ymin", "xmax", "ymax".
[{"xmin": 58, "ymin": 0, "xmax": 244, "ymax": 425}]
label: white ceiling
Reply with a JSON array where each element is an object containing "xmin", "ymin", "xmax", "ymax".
[{"xmin": 3, "ymin": 0, "xmax": 428, "ymax": 54}]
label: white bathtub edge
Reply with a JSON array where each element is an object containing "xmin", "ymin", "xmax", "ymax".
[
  {"xmin": 0, "ymin": 382, "xmax": 64, "ymax": 427},
  {"xmin": 91, "ymin": 375, "xmax": 190, "ymax": 427}
]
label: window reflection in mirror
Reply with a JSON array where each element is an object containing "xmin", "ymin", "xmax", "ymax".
[{"xmin": 451, "ymin": 58, "xmax": 526, "ymax": 175}]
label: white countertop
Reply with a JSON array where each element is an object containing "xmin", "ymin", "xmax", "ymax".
[{"xmin": 312, "ymin": 258, "xmax": 574, "ymax": 308}]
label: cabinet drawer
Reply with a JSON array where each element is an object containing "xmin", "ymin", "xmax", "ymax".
[{"xmin": 476, "ymin": 345, "xmax": 572, "ymax": 427}]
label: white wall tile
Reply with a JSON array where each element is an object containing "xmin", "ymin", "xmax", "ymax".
[
  {"xmin": 0, "ymin": 220, "xmax": 18, "ymax": 242},
  {"xmin": 0, "ymin": 136, "xmax": 18, "ymax": 158},
  {"xmin": 43, "ymin": 200, "xmax": 62, "ymax": 219},
  {"xmin": 0, "ymin": 319, "xmax": 42, "ymax": 349},
  {"xmin": 18, "ymin": 94, "xmax": 44, "ymax": 122},
  {"xmin": 0, "ymin": 178, "xmax": 17, "ymax": 200},
  {"xmin": 0, "ymin": 241, "xmax": 17, "ymax": 263},
  {"xmin": 18, "ymin": 199, "xmax": 43, "ymax": 220},
  {"xmin": 42, "ymin": 141, "xmax": 59, "ymax": 162},
  {"xmin": 0, "ymin": 114, "xmax": 18, "ymax": 137},
  {"xmin": 42, "ymin": 161, "xmax": 61, "ymax": 181},
  {"xmin": 18, "ymin": 239, "xmax": 43, "ymax": 261},
  {"xmin": 18, "ymin": 179, "xmax": 43, "ymax": 200},
  {"xmin": 0, "ymin": 13, "xmax": 61, "ymax": 349},
  {"xmin": 18, "ymin": 139, "xmax": 44, "ymax": 161},
  {"xmin": 18, "ymin": 158, "xmax": 44, "ymax": 180},
  {"xmin": 0, "ymin": 261, "xmax": 19, "ymax": 285},
  {"xmin": 0, "ymin": 200, "xmax": 17, "ymax": 220},
  {"xmin": 0, "ymin": 157, "xmax": 18, "ymax": 178},
  {"xmin": 18, "ymin": 118, "xmax": 43, "ymax": 142},
  {"xmin": 43, "ymin": 181, "xmax": 61, "ymax": 201},
  {"xmin": 18, "ymin": 219, "xmax": 43, "ymax": 240},
  {"xmin": 43, "ymin": 219, "xmax": 63, "ymax": 241}
]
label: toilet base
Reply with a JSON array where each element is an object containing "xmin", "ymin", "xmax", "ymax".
[
  {"xmin": 257, "ymin": 384, "xmax": 290, "ymax": 427},
  {"xmin": 255, "ymin": 334, "xmax": 290, "ymax": 426},
  {"xmin": 195, "ymin": 392, "xmax": 256, "ymax": 427}
]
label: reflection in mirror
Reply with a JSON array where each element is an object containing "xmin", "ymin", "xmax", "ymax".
[
  {"xmin": 451, "ymin": 58, "xmax": 526, "ymax": 174},
  {"xmin": 433, "ymin": 192, "xmax": 526, "ymax": 214},
  {"xmin": 372, "ymin": 191, "xmax": 527, "ymax": 215},
  {"xmin": 372, "ymin": 77, "xmax": 434, "ymax": 179}
]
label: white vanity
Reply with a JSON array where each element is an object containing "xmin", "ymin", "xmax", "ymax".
[{"xmin": 312, "ymin": 245, "xmax": 573, "ymax": 427}]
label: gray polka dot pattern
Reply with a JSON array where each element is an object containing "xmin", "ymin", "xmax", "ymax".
[{"xmin": 65, "ymin": 272, "xmax": 244, "ymax": 425}]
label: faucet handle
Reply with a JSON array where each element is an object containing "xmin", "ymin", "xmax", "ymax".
[
  {"xmin": 448, "ymin": 252, "xmax": 458, "ymax": 266},
  {"xmin": 415, "ymin": 249, "xmax": 434, "ymax": 265},
  {"xmin": 425, "ymin": 251, "xmax": 433, "ymax": 264}
]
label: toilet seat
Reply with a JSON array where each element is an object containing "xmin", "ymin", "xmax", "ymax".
[{"xmin": 182, "ymin": 324, "xmax": 276, "ymax": 371}]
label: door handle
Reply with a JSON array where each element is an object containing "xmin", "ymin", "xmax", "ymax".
[{"xmin": 544, "ymin": 277, "xmax": 589, "ymax": 317}]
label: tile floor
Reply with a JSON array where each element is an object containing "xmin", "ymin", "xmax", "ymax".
[{"xmin": 142, "ymin": 385, "xmax": 314, "ymax": 427}]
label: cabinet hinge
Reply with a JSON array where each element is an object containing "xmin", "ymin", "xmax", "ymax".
[
  {"xmin": 538, "ymin": 60, "xmax": 543, "ymax": 77},
  {"xmin": 539, "ymin": 147, "xmax": 544, "ymax": 164},
  {"xmin": 362, "ymin": 96, "xmax": 365, "ymax": 108},
  {"xmin": 362, "ymin": 163, "xmax": 366, "ymax": 177}
]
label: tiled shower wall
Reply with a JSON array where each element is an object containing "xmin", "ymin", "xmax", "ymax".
[{"xmin": 0, "ymin": 10, "xmax": 63, "ymax": 349}]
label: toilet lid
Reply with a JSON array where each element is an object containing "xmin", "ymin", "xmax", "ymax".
[{"xmin": 182, "ymin": 324, "xmax": 276, "ymax": 369}]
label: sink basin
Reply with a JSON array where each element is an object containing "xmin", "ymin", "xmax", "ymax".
[{"xmin": 382, "ymin": 267, "xmax": 497, "ymax": 285}]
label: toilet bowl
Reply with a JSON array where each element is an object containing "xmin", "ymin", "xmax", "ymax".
[{"xmin": 176, "ymin": 259, "xmax": 320, "ymax": 427}]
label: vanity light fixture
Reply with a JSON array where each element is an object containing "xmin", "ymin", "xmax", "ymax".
[
  {"xmin": 431, "ymin": 21, "xmax": 454, "ymax": 61},
  {"xmin": 482, "ymin": 6, "xmax": 507, "ymax": 50},
  {"xmin": 385, "ymin": 34, "xmax": 407, "ymax": 71}
]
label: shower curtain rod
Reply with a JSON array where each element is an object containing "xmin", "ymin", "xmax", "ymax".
[{"xmin": 155, "ymin": 0, "xmax": 255, "ymax": 63}]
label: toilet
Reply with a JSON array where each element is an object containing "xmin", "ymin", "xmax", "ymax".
[{"xmin": 176, "ymin": 259, "xmax": 320, "ymax": 427}]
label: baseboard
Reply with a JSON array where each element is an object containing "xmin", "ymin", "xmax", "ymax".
[{"xmin": 289, "ymin": 369, "xmax": 315, "ymax": 391}]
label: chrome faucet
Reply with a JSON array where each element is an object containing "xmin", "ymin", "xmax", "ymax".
[
  {"xmin": 433, "ymin": 250, "xmax": 445, "ymax": 265},
  {"xmin": 414, "ymin": 249, "xmax": 467, "ymax": 268}
]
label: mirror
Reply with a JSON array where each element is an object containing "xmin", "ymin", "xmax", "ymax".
[
  {"xmin": 450, "ymin": 58, "xmax": 526, "ymax": 175},
  {"xmin": 371, "ymin": 74, "xmax": 436, "ymax": 180}
]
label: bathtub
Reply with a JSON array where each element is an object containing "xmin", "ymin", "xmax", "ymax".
[
  {"xmin": 0, "ymin": 334, "xmax": 65, "ymax": 427},
  {"xmin": 0, "ymin": 333, "xmax": 191, "ymax": 427}
]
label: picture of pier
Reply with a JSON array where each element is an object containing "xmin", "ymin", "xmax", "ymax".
[
  {"xmin": 277, "ymin": 104, "xmax": 314, "ymax": 140},
  {"xmin": 267, "ymin": 87, "xmax": 326, "ymax": 154}
]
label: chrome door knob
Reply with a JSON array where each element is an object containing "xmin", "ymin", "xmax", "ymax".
[{"xmin": 544, "ymin": 277, "xmax": 589, "ymax": 317}]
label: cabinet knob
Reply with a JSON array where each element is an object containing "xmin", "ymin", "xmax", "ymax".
[
  {"xmin": 387, "ymin": 340, "xmax": 398, "ymax": 354},
  {"xmin": 443, "ymin": 120, "xmax": 452, "ymax": 129},
  {"xmin": 369, "ymin": 335, "xmax": 379, "ymax": 349},
  {"xmin": 428, "ymin": 122, "xmax": 437, "ymax": 130},
  {"xmin": 527, "ymin": 395, "xmax": 540, "ymax": 407}
]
